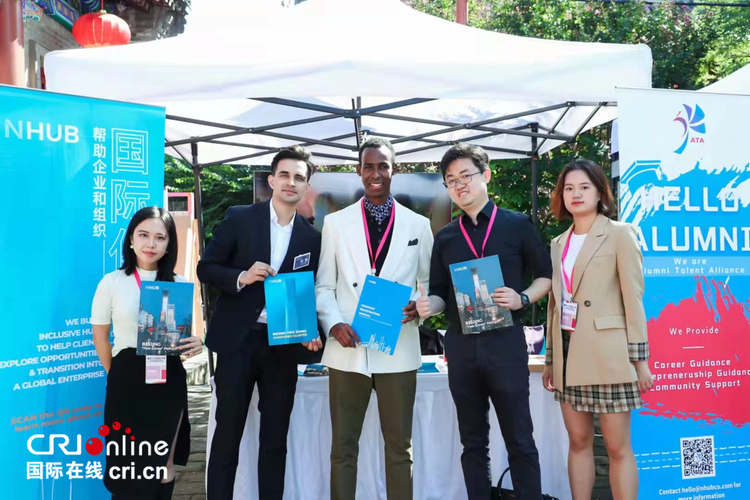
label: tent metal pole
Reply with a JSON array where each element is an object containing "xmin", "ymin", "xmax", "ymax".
[
  {"xmin": 251, "ymin": 97, "xmax": 436, "ymax": 117},
  {"xmin": 166, "ymin": 114, "xmax": 341, "ymax": 147},
  {"xmin": 370, "ymin": 111, "xmax": 572, "ymax": 140},
  {"xmin": 190, "ymin": 142, "xmax": 215, "ymax": 378},
  {"xmin": 534, "ymin": 106, "xmax": 572, "ymax": 154},
  {"xmin": 530, "ymin": 124, "xmax": 539, "ymax": 325},
  {"xmin": 353, "ymin": 97, "xmax": 363, "ymax": 150},
  {"xmin": 572, "ymin": 103, "xmax": 603, "ymax": 138},
  {"xmin": 399, "ymin": 140, "xmax": 529, "ymax": 157},
  {"xmin": 201, "ymin": 132, "xmax": 360, "ymax": 167}
]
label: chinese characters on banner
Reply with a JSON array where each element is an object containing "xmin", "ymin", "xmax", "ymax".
[{"xmin": 0, "ymin": 86, "xmax": 165, "ymax": 499}]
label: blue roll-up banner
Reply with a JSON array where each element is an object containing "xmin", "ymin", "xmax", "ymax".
[
  {"xmin": 617, "ymin": 88, "xmax": 750, "ymax": 499},
  {"xmin": 0, "ymin": 86, "xmax": 165, "ymax": 499}
]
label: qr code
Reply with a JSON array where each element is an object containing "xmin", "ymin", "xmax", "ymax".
[{"xmin": 681, "ymin": 436, "xmax": 716, "ymax": 479}]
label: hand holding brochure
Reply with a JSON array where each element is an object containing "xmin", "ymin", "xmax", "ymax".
[
  {"xmin": 264, "ymin": 271, "xmax": 319, "ymax": 345},
  {"xmin": 138, "ymin": 282, "xmax": 194, "ymax": 355},
  {"xmin": 449, "ymin": 256, "xmax": 514, "ymax": 334},
  {"xmin": 352, "ymin": 275, "xmax": 412, "ymax": 355}
]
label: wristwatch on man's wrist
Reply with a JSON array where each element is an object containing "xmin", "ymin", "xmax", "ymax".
[{"xmin": 520, "ymin": 293, "xmax": 530, "ymax": 309}]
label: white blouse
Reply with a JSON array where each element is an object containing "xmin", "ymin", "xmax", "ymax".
[
  {"xmin": 91, "ymin": 268, "xmax": 187, "ymax": 357},
  {"xmin": 561, "ymin": 232, "xmax": 587, "ymax": 303}
]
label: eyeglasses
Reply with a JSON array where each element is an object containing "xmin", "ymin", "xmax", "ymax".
[{"xmin": 442, "ymin": 171, "xmax": 482, "ymax": 189}]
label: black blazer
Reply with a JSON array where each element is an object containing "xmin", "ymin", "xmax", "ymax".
[{"xmin": 197, "ymin": 201, "xmax": 323, "ymax": 361}]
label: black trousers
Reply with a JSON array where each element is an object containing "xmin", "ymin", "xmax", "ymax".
[
  {"xmin": 444, "ymin": 325, "xmax": 542, "ymax": 500},
  {"xmin": 207, "ymin": 324, "xmax": 299, "ymax": 500}
]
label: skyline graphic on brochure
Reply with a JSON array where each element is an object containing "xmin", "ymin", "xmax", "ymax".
[
  {"xmin": 449, "ymin": 256, "xmax": 514, "ymax": 334},
  {"xmin": 264, "ymin": 271, "xmax": 319, "ymax": 345},
  {"xmin": 352, "ymin": 275, "xmax": 412, "ymax": 355},
  {"xmin": 138, "ymin": 281, "xmax": 194, "ymax": 355}
]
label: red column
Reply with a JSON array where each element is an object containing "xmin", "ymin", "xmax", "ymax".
[
  {"xmin": 0, "ymin": 0, "xmax": 25, "ymax": 86},
  {"xmin": 456, "ymin": 0, "xmax": 468, "ymax": 25}
]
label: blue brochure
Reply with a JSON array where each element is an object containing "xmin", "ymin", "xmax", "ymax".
[
  {"xmin": 264, "ymin": 271, "xmax": 319, "ymax": 345},
  {"xmin": 138, "ymin": 281, "xmax": 195, "ymax": 355},
  {"xmin": 449, "ymin": 256, "xmax": 514, "ymax": 334},
  {"xmin": 352, "ymin": 275, "xmax": 412, "ymax": 355}
]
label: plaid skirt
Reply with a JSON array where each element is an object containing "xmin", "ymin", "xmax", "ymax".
[{"xmin": 554, "ymin": 330, "xmax": 642, "ymax": 414}]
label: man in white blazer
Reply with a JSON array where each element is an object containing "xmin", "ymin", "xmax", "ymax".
[{"xmin": 316, "ymin": 137, "xmax": 433, "ymax": 500}]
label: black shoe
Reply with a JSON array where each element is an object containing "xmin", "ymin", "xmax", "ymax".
[{"xmin": 159, "ymin": 479, "xmax": 176, "ymax": 500}]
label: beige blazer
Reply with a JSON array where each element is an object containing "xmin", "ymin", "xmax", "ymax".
[{"xmin": 546, "ymin": 214, "xmax": 648, "ymax": 388}]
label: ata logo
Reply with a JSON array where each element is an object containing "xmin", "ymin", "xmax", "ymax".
[{"xmin": 673, "ymin": 104, "xmax": 706, "ymax": 154}]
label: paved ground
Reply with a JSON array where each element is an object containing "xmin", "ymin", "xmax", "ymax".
[{"xmin": 174, "ymin": 384, "xmax": 210, "ymax": 500}]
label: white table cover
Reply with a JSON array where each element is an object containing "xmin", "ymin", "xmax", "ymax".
[{"xmin": 206, "ymin": 371, "xmax": 571, "ymax": 500}]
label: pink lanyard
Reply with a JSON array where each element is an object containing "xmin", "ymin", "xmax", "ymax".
[
  {"xmin": 561, "ymin": 232, "xmax": 575, "ymax": 295},
  {"xmin": 458, "ymin": 205, "xmax": 498, "ymax": 259},
  {"xmin": 134, "ymin": 268, "xmax": 142, "ymax": 289},
  {"xmin": 361, "ymin": 200, "xmax": 396, "ymax": 275}
]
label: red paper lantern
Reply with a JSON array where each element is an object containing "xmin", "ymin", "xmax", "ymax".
[{"xmin": 72, "ymin": 11, "xmax": 131, "ymax": 48}]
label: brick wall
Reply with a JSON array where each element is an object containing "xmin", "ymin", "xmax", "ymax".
[{"xmin": 23, "ymin": 14, "xmax": 77, "ymax": 88}]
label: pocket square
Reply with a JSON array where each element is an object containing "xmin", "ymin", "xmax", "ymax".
[{"xmin": 408, "ymin": 239, "xmax": 418, "ymax": 246}]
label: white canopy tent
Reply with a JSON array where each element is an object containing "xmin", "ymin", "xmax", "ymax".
[
  {"xmin": 44, "ymin": 0, "xmax": 652, "ymax": 167},
  {"xmin": 701, "ymin": 63, "xmax": 750, "ymax": 94},
  {"xmin": 44, "ymin": 0, "xmax": 652, "ymax": 376}
]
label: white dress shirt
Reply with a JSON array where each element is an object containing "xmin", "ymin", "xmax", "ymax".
[{"xmin": 237, "ymin": 199, "xmax": 295, "ymax": 323}]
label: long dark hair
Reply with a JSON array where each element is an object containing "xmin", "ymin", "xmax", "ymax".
[{"xmin": 120, "ymin": 207, "xmax": 177, "ymax": 282}]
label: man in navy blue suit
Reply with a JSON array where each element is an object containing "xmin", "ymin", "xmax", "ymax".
[{"xmin": 198, "ymin": 145, "xmax": 323, "ymax": 500}]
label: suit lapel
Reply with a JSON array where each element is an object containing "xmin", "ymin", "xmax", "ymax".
[
  {"xmin": 346, "ymin": 198, "xmax": 372, "ymax": 277},
  {"xmin": 551, "ymin": 226, "xmax": 570, "ymax": 309},
  {"xmin": 379, "ymin": 201, "xmax": 408, "ymax": 280},
  {"xmin": 257, "ymin": 200, "xmax": 272, "ymax": 265},
  {"xmin": 571, "ymin": 214, "xmax": 609, "ymax": 297}
]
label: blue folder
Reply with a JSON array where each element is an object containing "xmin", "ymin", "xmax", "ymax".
[
  {"xmin": 352, "ymin": 275, "xmax": 412, "ymax": 356},
  {"xmin": 264, "ymin": 271, "xmax": 318, "ymax": 345}
]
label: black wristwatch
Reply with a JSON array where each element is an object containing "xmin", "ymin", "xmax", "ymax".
[{"xmin": 520, "ymin": 293, "xmax": 530, "ymax": 309}]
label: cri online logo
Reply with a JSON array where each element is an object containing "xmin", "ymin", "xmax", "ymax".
[
  {"xmin": 27, "ymin": 422, "xmax": 130, "ymax": 456},
  {"xmin": 673, "ymin": 104, "xmax": 706, "ymax": 154}
]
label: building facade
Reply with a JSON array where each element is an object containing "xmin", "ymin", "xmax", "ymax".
[{"xmin": 1, "ymin": 0, "xmax": 190, "ymax": 88}]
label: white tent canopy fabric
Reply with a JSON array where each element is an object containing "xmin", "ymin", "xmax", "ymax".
[
  {"xmin": 45, "ymin": 0, "xmax": 652, "ymax": 165},
  {"xmin": 701, "ymin": 63, "xmax": 750, "ymax": 95}
]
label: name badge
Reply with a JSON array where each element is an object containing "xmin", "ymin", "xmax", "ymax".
[
  {"xmin": 293, "ymin": 252, "xmax": 311, "ymax": 270},
  {"xmin": 145, "ymin": 355, "xmax": 167, "ymax": 384},
  {"xmin": 561, "ymin": 301, "xmax": 578, "ymax": 332}
]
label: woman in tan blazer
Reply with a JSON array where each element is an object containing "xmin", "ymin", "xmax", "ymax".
[{"xmin": 542, "ymin": 159, "xmax": 653, "ymax": 500}]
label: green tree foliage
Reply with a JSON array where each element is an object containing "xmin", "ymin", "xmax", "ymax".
[
  {"xmin": 406, "ymin": 0, "xmax": 749, "ymax": 88},
  {"xmin": 164, "ymin": 155, "xmax": 254, "ymax": 240}
]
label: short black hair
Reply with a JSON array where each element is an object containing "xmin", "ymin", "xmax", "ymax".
[
  {"xmin": 121, "ymin": 206, "xmax": 178, "ymax": 282},
  {"xmin": 271, "ymin": 145, "xmax": 316, "ymax": 181},
  {"xmin": 439, "ymin": 143, "xmax": 489, "ymax": 179},
  {"xmin": 358, "ymin": 137, "xmax": 396, "ymax": 165}
]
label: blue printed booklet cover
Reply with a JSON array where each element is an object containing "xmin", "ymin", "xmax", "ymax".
[
  {"xmin": 138, "ymin": 281, "xmax": 194, "ymax": 355},
  {"xmin": 352, "ymin": 275, "xmax": 412, "ymax": 355},
  {"xmin": 264, "ymin": 271, "xmax": 318, "ymax": 345},
  {"xmin": 449, "ymin": 256, "xmax": 514, "ymax": 334}
]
